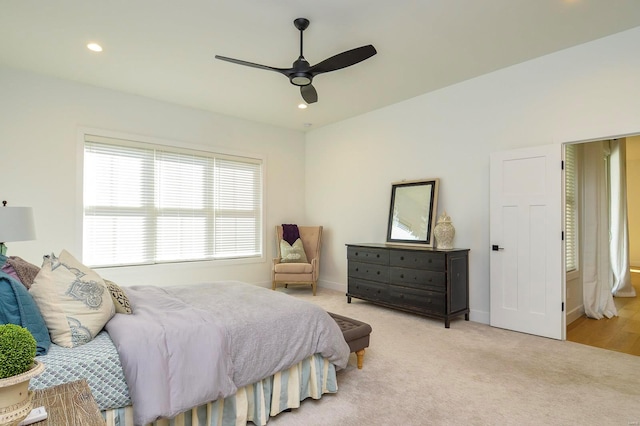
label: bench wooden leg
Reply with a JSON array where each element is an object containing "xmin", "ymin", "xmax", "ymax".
[{"xmin": 356, "ymin": 349, "xmax": 365, "ymax": 369}]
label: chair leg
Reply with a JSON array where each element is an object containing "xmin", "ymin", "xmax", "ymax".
[
  {"xmin": 272, "ymin": 280, "xmax": 276, "ymax": 291},
  {"xmin": 312, "ymin": 280, "xmax": 317, "ymax": 296}
]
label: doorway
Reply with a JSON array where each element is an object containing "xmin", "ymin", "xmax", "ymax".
[
  {"xmin": 565, "ymin": 136, "xmax": 640, "ymax": 356},
  {"xmin": 567, "ymin": 273, "xmax": 640, "ymax": 355}
]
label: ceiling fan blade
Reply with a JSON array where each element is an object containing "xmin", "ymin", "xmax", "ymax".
[
  {"xmin": 300, "ymin": 84, "xmax": 318, "ymax": 104},
  {"xmin": 215, "ymin": 55, "xmax": 292, "ymax": 76},
  {"xmin": 309, "ymin": 45, "xmax": 377, "ymax": 75}
]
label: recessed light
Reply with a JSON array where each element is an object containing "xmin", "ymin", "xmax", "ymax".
[
  {"xmin": 87, "ymin": 43, "xmax": 103, "ymax": 52},
  {"xmin": 298, "ymin": 103, "xmax": 307, "ymax": 109},
  {"xmin": 303, "ymin": 123, "xmax": 313, "ymax": 127}
]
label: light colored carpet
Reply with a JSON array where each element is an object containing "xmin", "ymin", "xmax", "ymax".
[{"xmin": 267, "ymin": 287, "xmax": 640, "ymax": 426}]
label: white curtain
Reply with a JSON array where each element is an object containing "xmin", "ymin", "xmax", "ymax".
[
  {"xmin": 609, "ymin": 139, "xmax": 636, "ymax": 297},
  {"xmin": 581, "ymin": 142, "xmax": 617, "ymax": 319}
]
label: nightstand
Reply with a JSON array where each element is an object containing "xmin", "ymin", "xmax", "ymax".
[{"xmin": 31, "ymin": 380, "xmax": 104, "ymax": 425}]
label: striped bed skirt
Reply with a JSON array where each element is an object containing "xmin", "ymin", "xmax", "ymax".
[{"xmin": 103, "ymin": 354, "xmax": 338, "ymax": 426}]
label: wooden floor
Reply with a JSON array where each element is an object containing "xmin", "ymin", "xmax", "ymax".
[{"xmin": 567, "ymin": 273, "xmax": 640, "ymax": 356}]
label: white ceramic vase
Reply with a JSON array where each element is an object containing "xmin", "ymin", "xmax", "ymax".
[
  {"xmin": 434, "ymin": 211, "xmax": 455, "ymax": 250},
  {"xmin": 0, "ymin": 360, "xmax": 45, "ymax": 426}
]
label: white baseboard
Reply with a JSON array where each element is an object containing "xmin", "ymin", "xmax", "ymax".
[
  {"xmin": 566, "ymin": 305, "xmax": 584, "ymax": 325},
  {"xmin": 317, "ymin": 279, "xmax": 346, "ymax": 292},
  {"xmin": 470, "ymin": 309, "xmax": 489, "ymax": 325},
  {"xmin": 255, "ymin": 281, "xmax": 272, "ymax": 289}
]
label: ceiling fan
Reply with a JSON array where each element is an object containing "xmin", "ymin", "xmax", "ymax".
[{"xmin": 215, "ymin": 18, "xmax": 377, "ymax": 104}]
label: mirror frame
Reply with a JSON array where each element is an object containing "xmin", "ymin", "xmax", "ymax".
[{"xmin": 386, "ymin": 178, "xmax": 439, "ymax": 246}]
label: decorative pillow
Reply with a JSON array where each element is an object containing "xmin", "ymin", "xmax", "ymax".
[
  {"xmin": 104, "ymin": 280, "xmax": 133, "ymax": 314},
  {"xmin": 0, "ymin": 254, "xmax": 20, "ymax": 282},
  {"xmin": 0, "ymin": 271, "xmax": 51, "ymax": 355},
  {"xmin": 280, "ymin": 238, "xmax": 308, "ymax": 263},
  {"xmin": 29, "ymin": 250, "xmax": 115, "ymax": 348},
  {"xmin": 1, "ymin": 263, "xmax": 19, "ymax": 281},
  {"xmin": 5, "ymin": 256, "xmax": 40, "ymax": 289}
]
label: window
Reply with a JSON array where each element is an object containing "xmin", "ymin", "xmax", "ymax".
[
  {"xmin": 83, "ymin": 134, "xmax": 263, "ymax": 267},
  {"xmin": 565, "ymin": 144, "xmax": 578, "ymax": 272}
]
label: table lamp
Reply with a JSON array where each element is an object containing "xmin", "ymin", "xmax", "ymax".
[{"xmin": 0, "ymin": 201, "xmax": 36, "ymax": 255}]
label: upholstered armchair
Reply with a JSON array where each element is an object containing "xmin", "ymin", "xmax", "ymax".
[{"xmin": 272, "ymin": 225, "xmax": 322, "ymax": 296}]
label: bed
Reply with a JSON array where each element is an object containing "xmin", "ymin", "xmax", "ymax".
[
  {"xmin": 0, "ymin": 252, "xmax": 349, "ymax": 426},
  {"xmin": 28, "ymin": 279, "xmax": 350, "ymax": 426}
]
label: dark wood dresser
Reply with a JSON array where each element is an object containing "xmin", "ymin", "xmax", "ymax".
[{"xmin": 346, "ymin": 243, "xmax": 470, "ymax": 328}]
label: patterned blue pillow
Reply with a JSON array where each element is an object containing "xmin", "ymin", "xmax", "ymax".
[{"xmin": 0, "ymin": 271, "xmax": 51, "ymax": 355}]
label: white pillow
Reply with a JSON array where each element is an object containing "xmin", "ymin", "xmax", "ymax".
[{"xmin": 30, "ymin": 250, "xmax": 115, "ymax": 348}]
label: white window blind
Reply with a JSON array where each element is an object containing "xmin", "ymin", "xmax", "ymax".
[
  {"xmin": 565, "ymin": 144, "xmax": 578, "ymax": 272},
  {"xmin": 83, "ymin": 135, "xmax": 262, "ymax": 267}
]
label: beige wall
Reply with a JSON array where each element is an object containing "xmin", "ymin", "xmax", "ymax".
[{"xmin": 627, "ymin": 136, "xmax": 640, "ymax": 267}]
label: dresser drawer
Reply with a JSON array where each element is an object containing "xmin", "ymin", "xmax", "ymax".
[
  {"xmin": 348, "ymin": 278, "xmax": 388, "ymax": 301},
  {"xmin": 389, "ymin": 250, "xmax": 445, "ymax": 271},
  {"xmin": 389, "ymin": 267, "xmax": 445, "ymax": 292},
  {"xmin": 388, "ymin": 286, "xmax": 445, "ymax": 313},
  {"xmin": 347, "ymin": 246, "xmax": 389, "ymax": 265},
  {"xmin": 348, "ymin": 260, "xmax": 389, "ymax": 283}
]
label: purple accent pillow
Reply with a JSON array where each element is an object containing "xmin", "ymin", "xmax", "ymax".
[
  {"xmin": 6, "ymin": 256, "xmax": 40, "ymax": 289},
  {"xmin": 282, "ymin": 224, "xmax": 300, "ymax": 246},
  {"xmin": 1, "ymin": 263, "xmax": 19, "ymax": 281}
]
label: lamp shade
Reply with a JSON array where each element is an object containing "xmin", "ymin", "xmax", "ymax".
[{"xmin": 0, "ymin": 207, "xmax": 36, "ymax": 243}]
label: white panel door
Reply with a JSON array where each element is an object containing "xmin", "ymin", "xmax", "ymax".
[{"xmin": 490, "ymin": 144, "xmax": 564, "ymax": 339}]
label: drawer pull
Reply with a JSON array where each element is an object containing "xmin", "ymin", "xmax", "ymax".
[
  {"xmin": 400, "ymin": 256, "xmax": 404, "ymax": 261},
  {"xmin": 376, "ymin": 271, "xmax": 380, "ymax": 275},
  {"xmin": 355, "ymin": 252, "xmax": 359, "ymax": 256},
  {"xmin": 400, "ymin": 274, "xmax": 404, "ymax": 279},
  {"xmin": 355, "ymin": 267, "xmax": 359, "ymax": 272}
]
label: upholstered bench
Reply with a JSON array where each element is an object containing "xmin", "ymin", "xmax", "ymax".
[{"xmin": 328, "ymin": 312, "xmax": 372, "ymax": 369}]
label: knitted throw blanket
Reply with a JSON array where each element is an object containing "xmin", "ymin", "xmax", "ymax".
[{"xmin": 282, "ymin": 224, "xmax": 300, "ymax": 245}]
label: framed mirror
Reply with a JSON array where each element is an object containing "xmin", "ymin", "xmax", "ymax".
[{"xmin": 386, "ymin": 178, "xmax": 439, "ymax": 246}]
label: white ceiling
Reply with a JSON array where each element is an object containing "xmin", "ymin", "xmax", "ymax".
[{"xmin": 2, "ymin": 1, "xmax": 640, "ymax": 132}]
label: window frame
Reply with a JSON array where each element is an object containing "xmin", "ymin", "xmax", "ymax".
[{"xmin": 77, "ymin": 128, "xmax": 266, "ymax": 268}]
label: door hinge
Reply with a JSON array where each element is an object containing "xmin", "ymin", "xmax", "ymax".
[
  {"xmin": 561, "ymin": 160, "xmax": 564, "ymax": 170},
  {"xmin": 562, "ymin": 302, "xmax": 565, "ymax": 312},
  {"xmin": 562, "ymin": 231, "xmax": 564, "ymax": 240}
]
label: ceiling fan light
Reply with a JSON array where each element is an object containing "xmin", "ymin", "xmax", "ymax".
[{"xmin": 291, "ymin": 74, "xmax": 312, "ymax": 86}]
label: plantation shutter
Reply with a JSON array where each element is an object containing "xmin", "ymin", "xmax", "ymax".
[
  {"xmin": 83, "ymin": 134, "xmax": 262, "ymax": 267},
  {"xmin": 155, "ymin": 149, "xmax": 214, "ymax": 262},
  {"xmin": 213, "ymin": 158, "xmax": 262, "ymax": 258},
  {"xmin": 565, "ymin": 144, "xmax": 578, "ymax": 272},
  {"xmin": 83, "ymin": 139, "xmax": 155, "ymax": 266}
]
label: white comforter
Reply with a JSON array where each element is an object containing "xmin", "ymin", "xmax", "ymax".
[{"xmin": 106, "ymin": 281, "xmax": 349, "ymax": 425}]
